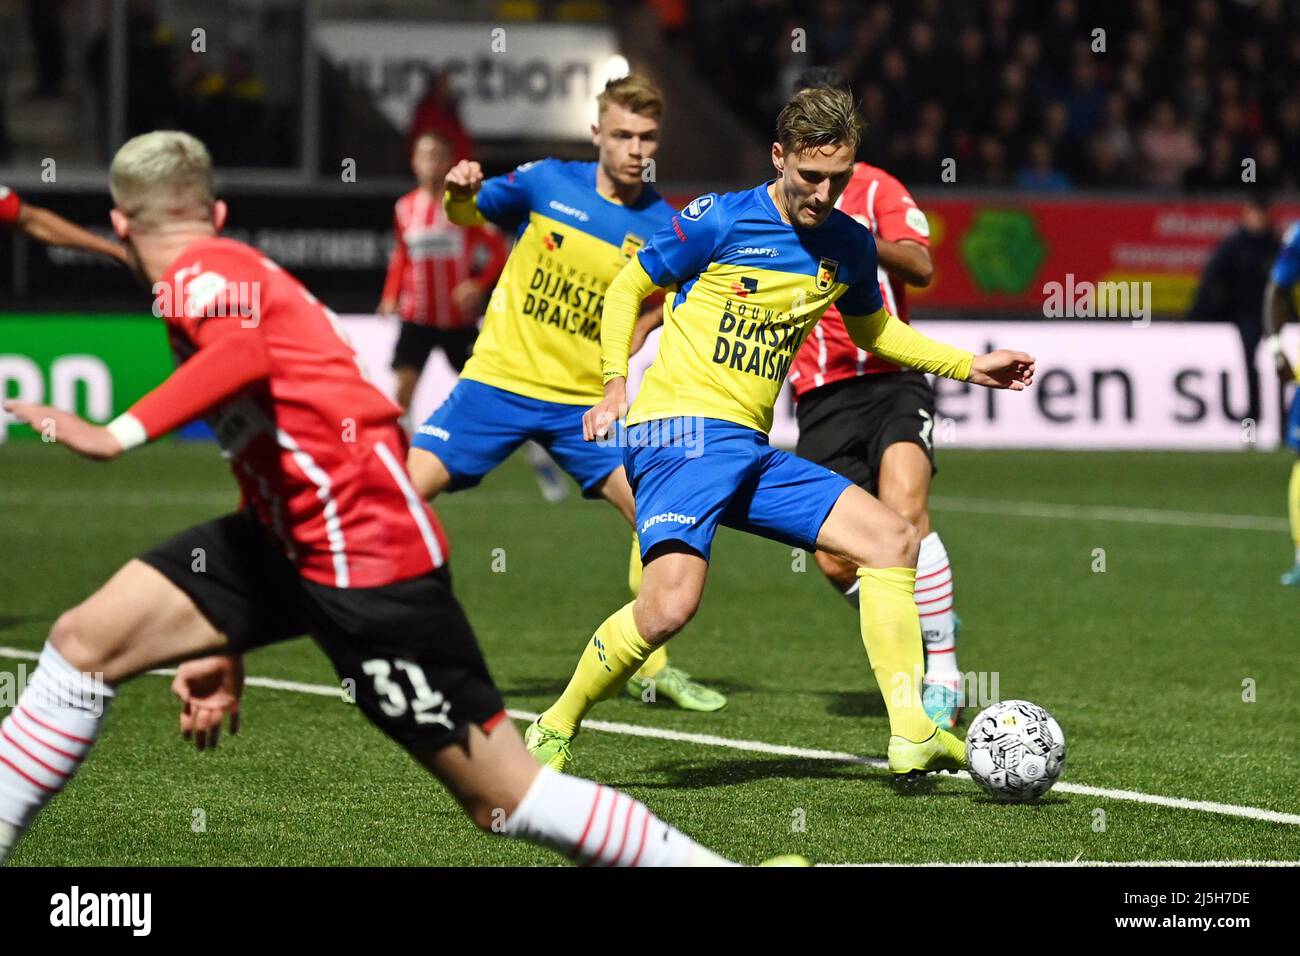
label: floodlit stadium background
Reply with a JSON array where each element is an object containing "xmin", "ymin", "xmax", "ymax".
[{"xmin": 2, "ymin": 0, "xmax": 1297, "ymax": 451}]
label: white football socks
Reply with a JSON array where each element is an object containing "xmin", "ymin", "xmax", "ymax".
[
  {"xmin": 504, "ymin": 766, "xmax": 735, "ymax": 867},
  {"xmin": 0, "ymin": 642, "xmax": 113, "ymax": 861},
  {"xmin": 916, "ymin": 532, "xmax": 959, "ymax": 681}
]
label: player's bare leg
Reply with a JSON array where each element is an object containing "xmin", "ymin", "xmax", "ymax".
[
  {"xmin": 407, "ymin": 446, "xmax": 454, "ymax": 501},
  {"xmin": 0, "ymin": 560, "xmax": 232, "ymax": 862},
  {"xmin": 414, "ymin": 715, "xmax": 740, "ymax": 865},
  {"xmin": 875, "ymin": 443, "xmax": 961, "ymax": 726},
  {"xmin": 393, "ymin": 365, "xmax": 420, "ymax": 414},
  {"xmin": 527, "ymin": 546, "xmax": 709, "ymax": 768},
  {"xmin": 593, "ymin": 468, "xmax": 726, "ymax": 711},
  {"xmin": 815, "ymin": 485, "xmax": 965, "ymax": 775}
]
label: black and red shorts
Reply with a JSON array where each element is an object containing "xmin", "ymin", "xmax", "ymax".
[
  {"xmin": 795, "ymin": 371, "xmax": 938, "ymax": 495},
  {"xmin": 139, "ymin": 511, "xmax": 506, "ymax": 755}
]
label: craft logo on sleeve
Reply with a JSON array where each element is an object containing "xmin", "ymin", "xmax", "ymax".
[{"xmin": 49, "ymin": 886, "xmax": 152, "ymax": 936}]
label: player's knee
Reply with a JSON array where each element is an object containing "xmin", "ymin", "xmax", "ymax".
[
  {"xmin": 636, "ymin": 588, "xmax": 700, "ymax": 644},
  {"xmin": 48, "ymin": 608, "xmax": 111, "ymax": 674},
  {"xmin": 869, "ymin": 516, "xmax": 920, "ymax": 569}
]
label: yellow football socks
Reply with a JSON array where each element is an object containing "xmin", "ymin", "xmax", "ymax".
[
  {"xmin": 628, "ymin": 532, "xmax": 671, "ymax": 680},
  {"xmin": 540, "ymin": 602, "xmax": 654, "ymax": 738},
  {"xmin": 628, "ymin": 532, "xmax": 644, "ymax": 596},
  {"xmin": 856, "ymin": 566, "xmax": 936, "ymax": 742}
]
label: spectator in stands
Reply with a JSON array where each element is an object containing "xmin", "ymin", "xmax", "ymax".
[
  {"xmin": 1187, "ymin": 197, "xmax": 1279, "ymax": 424},
  {"xmin": 1139, "ymin": 101, "xmax": 1201, "ymax": 188},
  {"xmin": 1016, "ymin": 137, "xmax": 1070, "ymax": 192}
]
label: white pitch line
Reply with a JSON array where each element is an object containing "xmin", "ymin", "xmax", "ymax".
[
  {"xmin": 2, "ymin": 645, "xmax": 1299, "ymax": 829},
  {"xmin": 930, "ymin": 495, "xmax": 1289, "ymax": 533}
]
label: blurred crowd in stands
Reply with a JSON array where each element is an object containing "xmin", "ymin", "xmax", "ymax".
[{"xmin": 657, "ymin": 0, "xmax": 1300, "ymax": 192}]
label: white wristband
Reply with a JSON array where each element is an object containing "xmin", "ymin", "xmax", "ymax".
[{"xmin": 106, "ymin": 412, "xmax": 148, "ymax": 452}]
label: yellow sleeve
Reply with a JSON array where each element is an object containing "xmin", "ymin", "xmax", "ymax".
[
  {"xmin": 601, "ymin": 257, "xmax": 662, "ymax": 383},
  {"xmin": 841, "ymin": 307, "xmax": 973, "ymax": 381},
  {"xmin": 443, "ymin": 189, "xmax": 486, "ymax": 227}
]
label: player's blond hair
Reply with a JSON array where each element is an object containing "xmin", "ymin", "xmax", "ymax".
[
  {"xmin": 776, "ymin": 86, "xmax": 862, "ymax": 154},
  {"xmin": 109, "ymin": 130, "xmax": 214, "ymax": 229},
  {"xmin": 596, "ymin": 73, "xmax": 665, "ymax": 121}
]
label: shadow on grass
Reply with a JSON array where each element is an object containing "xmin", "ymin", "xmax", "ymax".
[{"xmin": 609, "ymin": 756, "xmax": 972, "ymax": 794}]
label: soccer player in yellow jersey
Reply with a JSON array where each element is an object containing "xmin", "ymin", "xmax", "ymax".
[
  {"xmin": 1263, "ymin": 219, "xmax": 1300, "ymax": 586},
  {"xmin": 526, "ymin": 87, "xmax": 1036, "ymax": 775},
  {"xmin": 406, "ymin": 75, "xmax": 725, "ymax": 712}
]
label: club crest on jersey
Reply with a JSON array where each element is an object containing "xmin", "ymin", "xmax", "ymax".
[
  {"xmin": 542, "ymin": 231, "xmax": 565, "ymax": 252},
  {"xmin": 681, "ymin": 194, "xmax": 715, "ymax": 221},
  {"xmin": 815, "ymin": 257, "xmax": 838, "ymax": 291},
  {"xmin": 730, "ymin": 276, "xmax": 759, "ymax": 297},
  {"xmin": 620, "ymin": 232, "xmax": 645, "ymax": 259}
]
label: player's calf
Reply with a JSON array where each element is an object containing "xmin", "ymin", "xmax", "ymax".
[{"xmin": 0, "ymin": 561, "xmax": 228, "ymax": 863}]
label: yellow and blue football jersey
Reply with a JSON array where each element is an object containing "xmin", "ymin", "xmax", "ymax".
[
  {"xmin": 628, "ymin": 184, "xmax": 885, "ymax": 433},
  {"xmin": 457, "ymin": 159, "xmax": 673, "ymax": 404}
]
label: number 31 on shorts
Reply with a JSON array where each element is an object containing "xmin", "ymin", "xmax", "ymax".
[{"xmin": 361, "ymin": 658, "xmax": 455, "ymax": 729}]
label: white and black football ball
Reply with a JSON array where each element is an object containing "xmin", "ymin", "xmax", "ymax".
[{"xmin": 965, "ymin": 700, "xmax": 1066, "ymax": 802}]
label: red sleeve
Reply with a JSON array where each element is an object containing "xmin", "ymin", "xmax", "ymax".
[
  {"xmin": 872, "ymin": 176, "xmax": 930, "ymax": 247},
  {"xmin": 132, "ymin": 244, "xmax": 273, "ymax": 439},
  {"xmin": 469, "ymin": 224, "xmax": 507, "ymax": 292},
  {"xmin": 381, "ymin": 202, "xmax": 407, "ymax": 303},
  {"xmin": 127, "ymin": 315, "xmax": 271, "ymax": 440},
  {"xmin": 0, "ymin": 186, "xmax": 21, "ymax": 225}
]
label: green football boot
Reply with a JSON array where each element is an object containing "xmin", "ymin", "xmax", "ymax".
[
  {"xmin": 626, "ymin": 665, "xmax": 727, "ymax": 712},
  {"xmin": 523, "ymin": 720, "xmax": 574, "ymax": 772},
  {"xmin": 887, "ymin": 727, "xmax": 969, "ymax": 778}
]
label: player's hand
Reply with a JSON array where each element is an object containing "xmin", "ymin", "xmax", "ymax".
[
  {"xmin": 1274, "ymin": 351, "xmax": 1294, "ymax": 381},
  {"xmin": 445, "ymin": 160, "xmax": 484, "ymax": 200},
  {"xmin": 452, "ymin": 279, "xmax": 485, "ymax": 316},
  {"xmin": 583, "ymin": 378, "xmax": 628, "ymax": 442},
  {"xmin": 171, "ymin": 655, "xmax": 244, "ymax": 752},
  {"xmin": 968, "ymin": 350, "xmax": 1036, "ymax": 391},
  {"xmin": 377, "ymin": 297, "xmax": 398, "ymax": 317},
  {"xmin": 2, "ymin": 402, "xmax": 123, "ymax": 459}
]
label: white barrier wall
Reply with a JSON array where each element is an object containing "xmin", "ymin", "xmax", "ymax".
[{"xmin": 340, "ymin": 316, "xmax": 1299, "ymax": 452}]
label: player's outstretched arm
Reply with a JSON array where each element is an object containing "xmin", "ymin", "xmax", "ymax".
[
  {"xmin": 18, "ymin": 202, "xmax": 129, "ymax": 263},
  {"xmin": 5, "ymin": 315, "xmax": 272, "ymax": 459},
  {"xmin": 443, "ymin": 160, "xmax": 487, "ymax": 226},
  {"xmin": 584, "ymin": 257, "xmax": 663, "ymax": 441},
  {"xmin": 842, "ymin": 307, "xmax": 1035, "ymax": 390}
]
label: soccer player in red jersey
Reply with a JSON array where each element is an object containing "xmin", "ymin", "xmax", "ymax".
[
  {"xmin": 378, "ymin": 131, "xmax": 506, "ymax": 413},
  {"xmin": 787, "ymin": 71, "xmax": 963, "ymax": 728},
  {"xmin": 0, "ymin": 131, "xmax": 769, "ymax": 867},
  {"xmin": 1, "ymin": 183, "xmax": 127, "ymax": 262}
]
